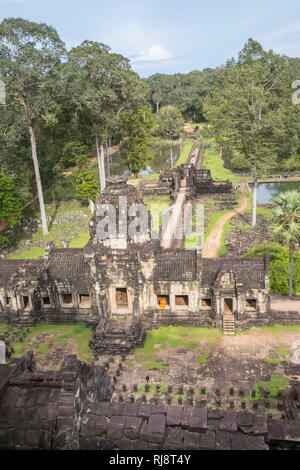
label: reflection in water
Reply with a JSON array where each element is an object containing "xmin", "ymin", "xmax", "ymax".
[
  {"xmin": 249, "ymin": 182, "xmax": 300, "ymax": 204},
  {"xmin": 109, "ymin": 144, "xmax": 181, "ymax": 176}
]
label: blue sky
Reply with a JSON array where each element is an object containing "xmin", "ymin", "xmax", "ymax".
[{"xmin": 1, "ymin": 0, "xmax": 300, "ymax": 76}]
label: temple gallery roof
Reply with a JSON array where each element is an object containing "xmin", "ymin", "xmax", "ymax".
[
  {"xmin": 0, "ymin": 247, "xmax": 268, "ymax": 289},
  {"xmin": 47, "ymin": 248, "xmax": 90, "ymax": 285},
  {"xmin": 200, "ymin": 258, "xmax": 266, "ymax": 289},
  {"xmin": 153, "ymin": 250, "xmax": 197, "ymax": 282}
]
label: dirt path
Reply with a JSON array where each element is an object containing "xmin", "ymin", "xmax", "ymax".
[{"xmin": 202, "ymin": 188, "xmax": 250, "ymax": 258}]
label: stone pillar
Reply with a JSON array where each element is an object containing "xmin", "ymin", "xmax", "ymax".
[
  {"xmin": 0, "ymin": 340, "xmax": 5, "ymax": 364},
  {"xmin": 94, "ymin": 282, "xmax": 104, "ymax": 318}
]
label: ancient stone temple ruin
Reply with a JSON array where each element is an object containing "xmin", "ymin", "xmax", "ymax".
[
  {"xmin": 141, "ymin": 164, "xmax": 232, "ymax": 200},
  {"xmin": 0, "ymin": 175, "xmax": 279, "ymax": 354}
]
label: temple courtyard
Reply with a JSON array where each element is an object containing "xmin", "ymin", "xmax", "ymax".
[{"xmin": 2, "ymin": 322, "xmax": 300, "ymax": 420}]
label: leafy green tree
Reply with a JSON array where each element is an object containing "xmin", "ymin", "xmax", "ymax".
[
  {"xmin": 271, "ymin": 191, "xmax": 300, "ymax": 296},
  {"xmin": 0, "ymin": 172, "xmax": 22, "ymax": 246},
  {"xmin": 0, "ymin": 172, "xmax": 22, "ymax": 225},
  {"xmin": 155, "ymin": 105, "xmax": 184, "ymax": 167},
  {"xmin": 203, "ymin": 39, "xmax": 293, "ymax": 226},
  {"xmin": 0, "ymin": 17, "xmax": 66, "ymax": 235},
  {"xmin": 66, "ymin": 41, "xmax": 148, "ymax": 190},
  {"xmin": 120, "ymin": 105, "xmax": 154, "ymax": 175},
  {"xmin": 145, "ymin": 69, "xmax": 216, "ymax": 120},
  {"xmin": 55, "ymin": 141, "xmax": 90, "ymax": 171},
  {"xmin": 71, "ymin": 169, "xmax": 99, "ymax": 212}
]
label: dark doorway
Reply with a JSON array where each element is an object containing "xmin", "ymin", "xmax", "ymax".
[
  {"xmin": 116, "ymin": 288, "xmax": 128, "ymax": 308},
  {"xmin": 246, "ymin": 299, "xmax": 256, "ymax": 310},
  {"xmin": 23, "ymin": 296, "xmax": 30, "ymax": 310},
  {"xmin": 224, "ymin": 298, "xmax": 233, "ymax": 314}
]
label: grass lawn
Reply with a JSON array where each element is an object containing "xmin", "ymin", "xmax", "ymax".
[
  {"xmin": 128, "ymin": 326, "xmax": 223, "ymax": 365},
  {"xmin": 144, "ymin": 195, "xmax": 171, "ymax": 232},
  {"xmin": 202, "ymin": 139, "xmax": 243, "ymax": 184},
  {"xmin": 250, "ymin": 374, "xmax": 290, "ymax": 401},
  {"xmin": 7, "ymin": 199, "xmax": 91, "ymax": 260},
  {"xmin": 174, "ymin": 140, "xmax": 194, "ymax": 167},
  {"xmin": 5, "ymin": 323, "xmax": 94, "ymax": 365}
]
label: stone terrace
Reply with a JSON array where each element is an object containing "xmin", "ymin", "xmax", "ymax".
[{"xmin": 1, "ymin": 353, "xmax": 300, "ymax": 450}]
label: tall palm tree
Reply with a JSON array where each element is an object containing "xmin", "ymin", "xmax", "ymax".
[{"xmin": 271, "ymin": 191, "xmax": 300, "ymax": 296}]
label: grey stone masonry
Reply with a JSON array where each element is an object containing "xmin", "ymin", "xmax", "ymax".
[{"xmin": 1, "ymin": 353, "xmax": 300, "ymax": 450}]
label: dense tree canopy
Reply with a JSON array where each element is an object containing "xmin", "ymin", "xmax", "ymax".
[
  {"xmin": 202, "ymin": 38, "xmax": 299, "ymax": 225},
  {"xmin": 0, "ymin": 17, "xmax": 300, "ymax": 242},
  {"xmin": 120, "ymin": 105, "xmax": 154, "ymax": 175},
  {"xmin": 145, "ymin": 69, "xmax": 215, "ymax": 121}
]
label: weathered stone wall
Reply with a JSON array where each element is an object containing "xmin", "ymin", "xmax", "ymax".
[{"xmin": 1, "ymin": 354, "xmax": 300, "ymax": 450}]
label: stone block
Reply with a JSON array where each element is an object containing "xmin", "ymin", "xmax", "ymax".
[
  {"xmin": 147, "ymin": 414, "xmax": 166, "ymax": 443},
  {"xmin": 231, "ymin": 434, "xmax": 269, "ymax": 450},
  {"xmin": 166, "ymin": 406, "xmax": 183, "ymax": 426},
  {"xmin": 183, "ymin": 430, "xmax": 200, "ymax": 450},
  {"xmin": 267, "ymin": 421, "xmax": 284, "ymax": 440},
  {"xmin": 124, "ymin": 416, "xmax": 142, "ymax": 440},
  {"xmin": 219, "ymin": 411, "xmax": 238, "ymax": 432},
  {"xmin": 199, "ymin": 430, "xmax": 216, "ymax": 449},
  {"xmin": 189, "ymin": 407, "xmax": 207, "ymax": 432},
  {"xmin": 164, "ymin": 428, "xmax": 184, "ymax": 450},
  {"xmin": 181, "ymin": 407, "xmax": 192, "ymax": 428},
  {"xmin": 215, "ymin": 431, "xmax": 231, "ymax": 450},
  {"xmin": 237, "ymin": 411, "xmax": 253, "ymax": 433},
  {"xmin": 137, "ymin": 404, "xmax": 153, "ymax": 420},
  {"xmin": 252, "ymin": 414, "xmax": 268, "ymax": 436},
  {"xmin": 106, "ymin": 415, "xmax": 126, "ymax": 440}
]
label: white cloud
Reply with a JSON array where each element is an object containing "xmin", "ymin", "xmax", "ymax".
[
  {"xmin": 132, "ymin": 43, "xmax": 172, "ymax": 63},
  {"xmin": 258, "ymin": 18, "xmax": 300, "ymax": 43}
]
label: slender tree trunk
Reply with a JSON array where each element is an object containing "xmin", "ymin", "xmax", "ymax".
[
  {"xmin": 88, "ymin": 198, "xmax": 95, "ymax": 214},
  {"xmin": 289, "ymin": 248, "xmax": 294, "ymax": 297},
  {"xmin": 100, "ymin": 141, "xmax": 106, "ymax": 190},
  {"xmin": 106, "ymin": 142, "xmax": 110, "ymax": 177},
  {"xmin": 252, "ymin": 177, "xmax": 257, "ymax": 227},
  {"xmin": 96, "ymin": 135, "xmax": 105, "ymax": 191},
  {"xmin": 51, "ymin": 182, "xmax": 56, "ymax": 211},
  {"xmin": 28, "ymin": 120, "xmax": 49, "ymax": 236},
  {"xmin": 156, "ymin": 102, "xmax": 160, "ymax": 113}
]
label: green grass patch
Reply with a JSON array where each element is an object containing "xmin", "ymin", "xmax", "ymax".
[
  {"xmin": 236, "ymin": 324, "xmax": 300, "ymax": 335},
  {"xmin": 250, "ymin": 374, "xmax": 290, "ymax": 401},
  {"xmin": 266, "ymin": 358, "xmax": 281, "ymax": 364},
  {"xmin": 175, "ymin": 140, "xmax": 194, "ymax": 167},
  {"xmin": 196, "ymin": 351, "xmax": 209, "ymax": 363},
  {"xmin": 278, "ymin": 345, "xmax": 289, "ymax": 356},
  {"xmin": 144, "ymin": 195, "xmax": 171, "ymax": 232},
  {"xmin": 202, "ymin": 139, "xmax": 242, "ymax": 184},
  {"xmin": 7, "ymin": 324, "xmax": 94, "ymax": 363},
  {"xmin": 140, "ymin": 362, "xmax": 169, "ymax": 370},
  {"xmin": 131, "ymin": 326, "xmax": 222, "ymax": 363},
  {"xmin": 7, "ymin": 247, "xmax": 46, "ymax": 260},
  {"xmin": 136, "ymin": 383, "xmax": 168, "ymax": 394},
  {"xmin": 68, "ymin": 231, "xmax": 90, "ymax": 248}
]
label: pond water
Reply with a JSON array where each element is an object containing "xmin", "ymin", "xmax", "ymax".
[
  {"xmin": 250, "ymin": 181, "xmax": 300, "ymax": 204},
  {"xmin": 108, "ymin": 144, "xmax": 182, "ymax": 176}
]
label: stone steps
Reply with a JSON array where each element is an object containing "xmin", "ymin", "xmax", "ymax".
[{"xmin": 223, "ymin": 314, "xmax": 235, "ymax": 335}]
